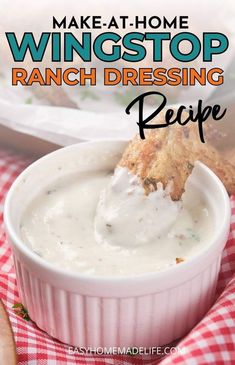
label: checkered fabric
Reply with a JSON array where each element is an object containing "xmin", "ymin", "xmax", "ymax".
[{"xmin": 0, "ymin": 147, "xmax": 235, "ymax": 365}]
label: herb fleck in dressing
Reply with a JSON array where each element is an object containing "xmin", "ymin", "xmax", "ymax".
[{"xmin": 20, "ymin": 168, "xmax": 212, "ymax": 276}]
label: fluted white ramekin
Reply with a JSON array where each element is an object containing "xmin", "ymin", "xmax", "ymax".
[{"xmin": 4, "ymin": 141, "xmax": 231, "ymax": 348}]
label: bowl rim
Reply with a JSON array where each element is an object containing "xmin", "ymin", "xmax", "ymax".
[{"xmin": 4, "ymin": 140, "xmax": 231, "ymax": 284}]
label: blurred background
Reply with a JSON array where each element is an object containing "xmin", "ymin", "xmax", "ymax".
[{"xmin": 0, "ymin": 0, "xmax": 234, "ymax": 158}]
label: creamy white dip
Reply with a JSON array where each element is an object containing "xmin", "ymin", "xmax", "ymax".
[
  {"xmin": 20, "ymin": 168, "xmax": 212, "ymax": 276},
  {"xmin": 95, "ymin": 167, "xmax": 181, "ymax": 247}
]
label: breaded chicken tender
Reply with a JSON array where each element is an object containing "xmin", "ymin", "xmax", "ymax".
[{"xmin": 119, "ymin": 112, "xmax": 235, "ymax": 200}]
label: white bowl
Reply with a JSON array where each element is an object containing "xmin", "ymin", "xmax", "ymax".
[{"xmin": 4, "ymin": 141, "xmax": 231, "ymax": 348}]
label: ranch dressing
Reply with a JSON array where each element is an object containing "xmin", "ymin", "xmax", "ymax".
[
  {"xmin": 20, "ymin": 168, "xmax": 212, "ymax": 276},
  {"xmin": 95, "ymin": 167, "xmax": 181, "ymax": 247}
]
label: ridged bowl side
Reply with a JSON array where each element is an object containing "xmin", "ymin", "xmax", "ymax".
[{"xmin": 13, "ymin": 255, "xmax": 221, "ymax": 348}]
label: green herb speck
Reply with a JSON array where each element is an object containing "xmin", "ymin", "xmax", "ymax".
[
  {"xmin": 25, "ymin": 97, "xmax": 33, "ymax": 104},
  {"xmin": 12, "ymin": 303, "xmax": 30, "ymax": 321},
  {"xmin": 186, "ymin": 228, "xmax": 200, "ymax": 242}
]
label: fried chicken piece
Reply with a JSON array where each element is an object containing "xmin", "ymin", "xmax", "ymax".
[
  {"xmin": 223, "ymin": 148, "xmax": 235, "ymax": 167},
  {"xmin": 119, "ymin": 113, "xmax": 235, "ymax": 200}
]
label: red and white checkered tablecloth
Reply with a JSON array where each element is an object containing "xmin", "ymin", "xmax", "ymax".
[{"xmin": 0, "ymin": 147, "xmax": 235, "ymax": 365}]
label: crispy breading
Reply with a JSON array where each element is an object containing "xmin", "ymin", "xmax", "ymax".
[
  {"xmin": 119, "ymin": 113, "xmax": 235, "ymax": 200},
  {"xmin": 223, "ymin": 148, "xmax": 235, "ymax": 167}
]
